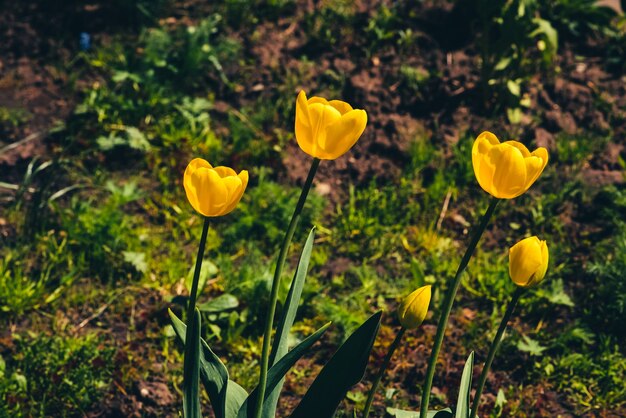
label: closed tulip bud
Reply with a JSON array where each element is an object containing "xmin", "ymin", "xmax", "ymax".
[
  {"xmin": 509, "ymin": 236, "xmax": 549, "ymax": 287},
  {"xmin": 295, "ymin": 90, "xmax": 367, "ymax": 160},
  {"xmin": 183, "ymin": 158, "xmax": 248, "ymax": 217},
  {"xmin": 472, "ymin": 131, "xmax": 549, "ymax": 199},
  {"xmin": 397, "ymin": 285, "xmax": 431, "ymax": 329}
]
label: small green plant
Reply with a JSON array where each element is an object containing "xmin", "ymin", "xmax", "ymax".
[
  {"xmin": 472, "ymin": 0, "xmax": 558, "ymax": 111},
  {"xmin": 0, "ymin": 333, "xmax": 114, "ymax": 417}
]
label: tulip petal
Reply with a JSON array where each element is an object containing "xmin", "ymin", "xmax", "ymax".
[
  {"xmin": 490, "ymin": 144, "xmax": 527, "ymax": 198},
  {"xmin": 213, "ymin": 166, "xmax": 238, "ymax": 178},
  {"xmin": 199, "ymin": 168, "xmax": 229, "ymax": 216},
  {"xmin": 184, "ymin": 159, "xmax": 214, "ymax": 215},
  {"xmin": 509, "ymin": 237, "xmax": 544, "ymax": 286},
  {"xmin": 295, "ymin": 91, "xmax": 316, "ymax": 157},
  {"xmin": 328, "ymin": 100, "xmax": 353, "ymax": 115},
  {"xmin": 505, "ymin": 140, "xmax": 531, "ymax": 157},
  {"xmin": 398, "ymin": 285, "xmax": 431, "ymax": 329},
  {"xmin": 322, "ymin": 109, "xmax": 367, "ymax": 159},
  {"xmin": 308, "ymin": 103, "xmax": 342, "ymax": 157},
  {"xmin": 186, "ymin": 158, "xmax": 213, "ymax": 173},
  {"xmin": 218, "ymin": 170, "xmax": 248, "ymax": 216},
  {"xmin": 472, "ymin": 132, "xmax": 500, "ymax": 195},
  {"xmin": 308, "ymin": 96, "xmax": 330, "ymax": 106},
  {"xmin": 525, "ymin": 147, "xmax": 549, "ymax": 187}
]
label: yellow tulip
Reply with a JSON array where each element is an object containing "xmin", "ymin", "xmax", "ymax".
[
  {"xmin": 472, "ymin": 131, "xmax": 549, "ymax": 199},
  {"xmin": 509, "ymin": 236, "xmax": 549, "ymax": 287},
  {"xmin": 397, "ymin": 285, "xmax": 432, "ymax": 329},
  {"xmin": 183, "ymin": 158, "xmax": 248, "ymax": 217},
  {"xmin": 295, "ymin": 91, "xmax": 367, "ymax": 160}
]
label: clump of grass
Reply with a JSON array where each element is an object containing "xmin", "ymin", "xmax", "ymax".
[{"xmin": 0, "ymin": 333, "xmax": 115, "ymax": 417}]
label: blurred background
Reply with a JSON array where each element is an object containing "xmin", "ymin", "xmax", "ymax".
[{"xmin": 0, "ymin": 1, "xmax": 625, "ymax": 417}]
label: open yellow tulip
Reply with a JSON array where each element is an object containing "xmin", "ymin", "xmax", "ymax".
[
  {"xmin": 183, "ymin": 158, "xmax": 248, "ymax": 217},
  {"xmin": 295, "ymin": 91, "xmax": 367, "ymax": 160},
  {"xmin": 397, "ymin": 285, "xmax": 431, "ymax": 329},
  {"xmin": 472, "ymin": 131, "xmax": 548, "ymax": 199},
  {"xmin": 509, "ymin": 236, "xmax": 549, "ymax": 287}
]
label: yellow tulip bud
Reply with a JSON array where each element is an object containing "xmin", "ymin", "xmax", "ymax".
[
  {"xmin": 183, "ymin": 158, "xmax": 248, "ymax": 217},
  {"xmin": 509, "ymin": 236, "xmax": 549, "ymax": 287},
  {"xmin": 472, "ymin": 131, "xmax": 548, "ymax": 199},
  {"xmin": 295, "ymin": 90, "xmax": 367, "ymax": 160},
  {"xmin": 397, "ymin": 285, "xmax": 432, "ymax": 329}
]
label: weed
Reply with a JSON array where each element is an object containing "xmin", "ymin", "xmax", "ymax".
[{"xmin": 0, "ymin": 333, "xmax": 115, "ymax": 417}]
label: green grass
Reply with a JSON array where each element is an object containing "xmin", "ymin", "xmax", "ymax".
[{"xmin": 0, "ymin": 333, "xmax": 114, "ymax": 417}]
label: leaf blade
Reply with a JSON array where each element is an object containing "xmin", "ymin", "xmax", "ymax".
[{"xmin": 289, "ymin": 311, "xmax": 382, "ymax": 418}]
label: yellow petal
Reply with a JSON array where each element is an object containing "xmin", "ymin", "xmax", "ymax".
[
  {"xmin": 218, "ymin": 170, "xmax": 249, "ymax": 216},
  {"xmin": 213, "ymin": 166, "xmax": 238, "ymax": 178},
  {"xmin": 490, "ymin": 144, "xmax": 527, "ymax": 198},
  {"xmin": 322, "ymin": 109, "xmax": 367, "ymax": 159},
  {"xmin": 307, "ymin": 102, "xmax": 342, "ymax": 158},
  {"xmin": 509, "ymin": 236, "xmax": 548, "ymax": 287},
  {"xmin": 472, "ymin": 132, "xmax": 500, "ymax": 195},
  {"xmin": 524, "ymin": 147, "xmax": 549, "ymax": 188},
  {"xmin": 328, "ymin": 100, "xmax": 353, "ymax": 115},
  {"xmin": 184, "ymin": 158, "xmax": 214, "ymax": 215},
  {"xmin": 505, "ymin": 140, "xmax": 531, "ymax": 157},
  {"xmin": 307, "ymin": 96, "xmax": 330, "ymax": 106},
  {"xmin": 197, "ymin": 168, "xmax": 229, "ymax": 216},
  {"xmin": 397, "ymin": 285, "xmax": 432, "ymax": 329},
  {"xmin": 295, "ymin": 91, "xmax": 315, "ymax": 157}
]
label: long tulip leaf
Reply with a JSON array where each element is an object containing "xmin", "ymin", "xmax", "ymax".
[
  {"xmin": 183, "ymin": 308, "xmax": 202, "ymax": 418},
  {"xmin": 237, "ymin": 322, "xmax": 331, "ymax": 418},
  {"xmin": 170, "ymin": 309, "xmax": 237, "ymax": 418},
  {"xmin": 265, "ymin": 227, "xmax": 316, "ymax": 417},
  {"xmin": 386, "ymin": 408, "xmax": 454, "ymax": 417},
  {"xmin": 289, "ymin": 311, "xmax": 382, "ymax": 418},
  {"xmin": 226, "ymin": 380, "xmax": 249, "ymax": 418},
  {"xmin": 455, "ymin": 351, "xmax": 475, "ymax": 418}
]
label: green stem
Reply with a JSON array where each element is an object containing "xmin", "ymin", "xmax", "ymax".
[
  {"xmin": 469, "ymin": 287, "xmax": 523, "ymax": 418},
  {"xmin": 363, "ymin": 327, "xmax": 406, "ymax": 418},
  {"xmin": 253, "ymin": 158, "xmax": 321, "ymax": 418},
  {"xmin": 183, "ymin": 217, "xmax": 210, "ymax": 418},
  {"xmin": 419, "ymin": 197, "xmax": 499, "ymax": 418},
  {"xmin": 186, "ymin": 217, "xmax": 210, "ymax": 322}
]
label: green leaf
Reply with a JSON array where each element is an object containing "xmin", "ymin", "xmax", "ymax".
[
  {"xmin": 198, "ymin": 294, "xmax": 239, "ymax": 313},
  {"xmin": 265, "ymin": 227, "xmax": 316, "ymax": 417},
  {"xmin": 386, "ymin": 407, "xmax": 453, "ymax": 418},
  {"xmin": 183, "ymin": 308, "xmax": 202, "ymax": 418},
  {"xmin": 122, "ymin": 251, "xmax": 148, "ymax": 273},
  {"xmin": 237, "ymin": 322, "xmax": 331, "ymax": 418},
  {"xmin": 170, "ymin": 309, "xmax": 241, "ymax": 418},
  {"xmin": 506, "ymin": 80, "xmax": 521, "ymax": 97},
  {"xmin": 226, "ymin": 380, "xmax": 248, "ymax": 418},
  {"xmin": 517, "ymin": 335, "xmax": 547, "ymax": 356},
  {"xmin": 290, "ymin": 311, "xmax": 382, "ymax": 418},
  {"xmin": 125, "ymin": 127, "xmax": 151, "ymax": 151},
  {"xmin": 455, "ymin": 351, "xmax": 474, "ymax": 418},
  {"xmin": 531, "ymin": 18, "xmax": 558, "ymax": 54}
]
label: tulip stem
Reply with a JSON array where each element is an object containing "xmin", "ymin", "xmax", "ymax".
[
  {"xmin": 183, "ymin": 216, "xmax": 210, "ymax": 418},
  {"xmin": 254, "ymin": 157, "xmax": 321, "ymax": 418},
  {"xmin": 186, "ymin": 217, "xmax": 210, "ymax": 322},
  {"xmin": 470, "ymin": 287, "xmax": 523, "ymax": 418},
  {"xmin": 419, "ymin": 197, "xmax": 499, "ymax": 418},
  {"xmin": 363, "ymin": 327, "xmax": 406, "ymax": 418}
]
